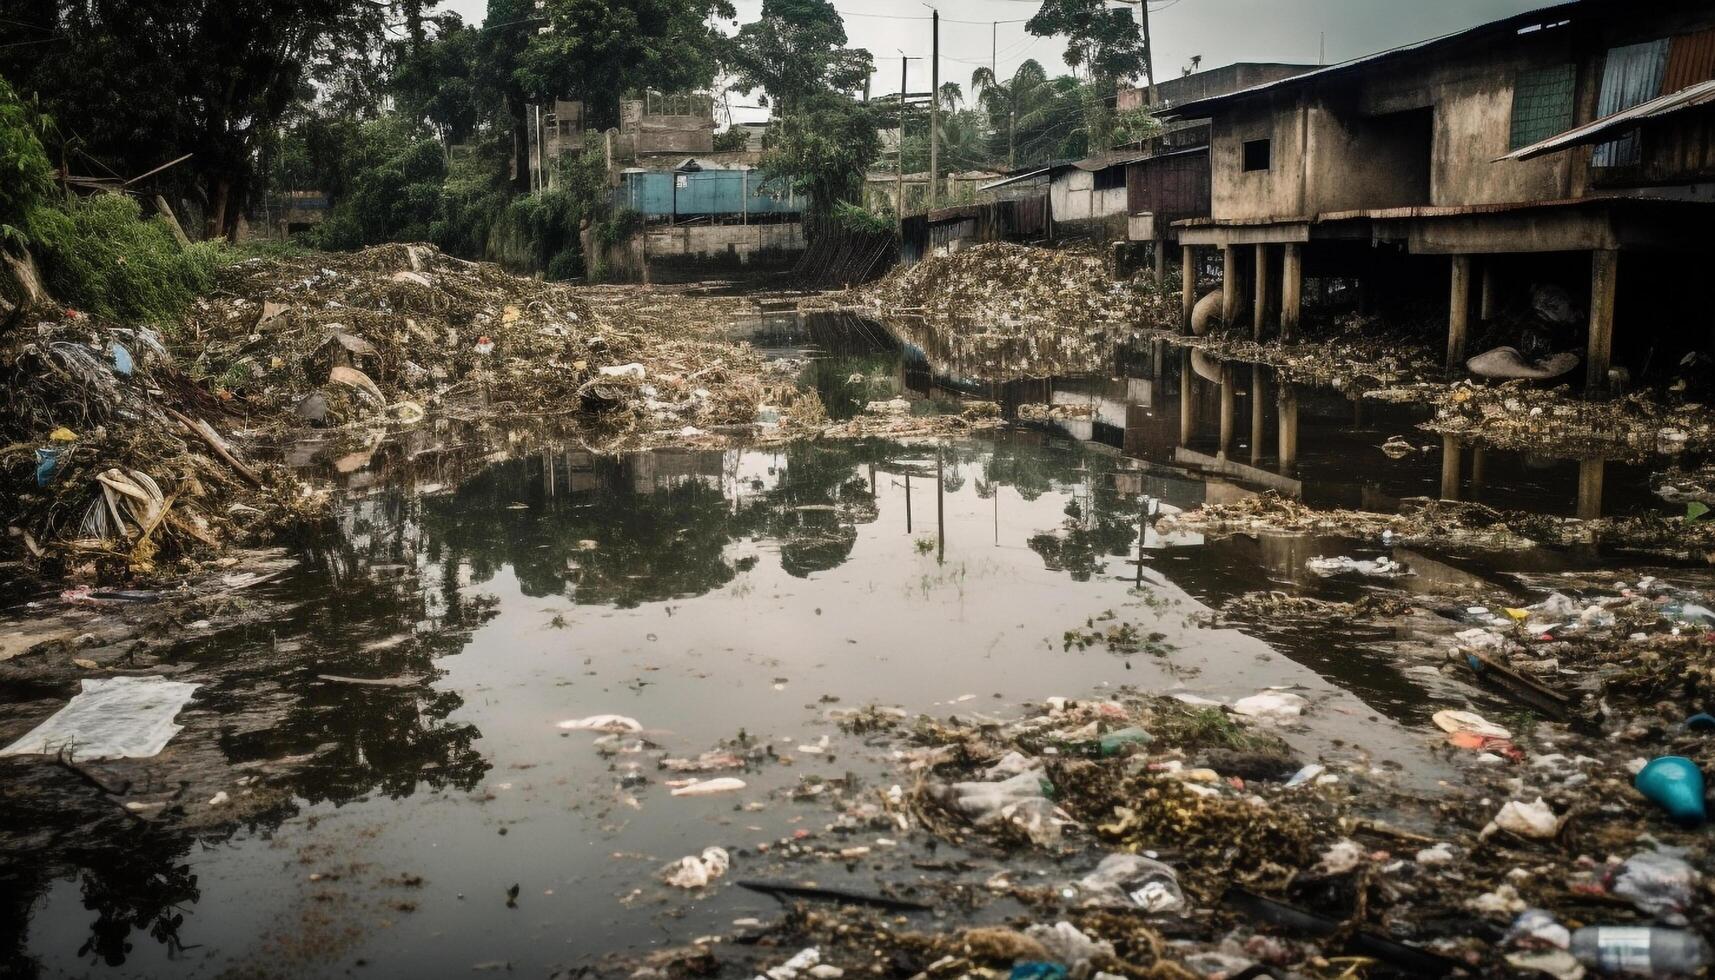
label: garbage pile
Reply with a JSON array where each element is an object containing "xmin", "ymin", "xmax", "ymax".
[
  {"xmin": 856, "ymin": 243, "xmax": 1176, "ymax": 381},
  {"xmin": 183, "ymin": 243, "xmax": 807, "ymax": 445},
  {"xmin": 1420, "ymin": 381, "xmax": 1715, "ymax": 458},
  {"xmin": 864, "ymin": 243, "xmax": 1171, "ymax": 331},
  {"xmin": 618, "ymin": 685, "xmax": 1715, "ymax": 979},
  {"xmin": 1, "ymin": 308, "xmax": 321, "ymax": 579},
  {"xmin": 1161, "ymin": 490, "xmax": 1715, "ymax": 563}
]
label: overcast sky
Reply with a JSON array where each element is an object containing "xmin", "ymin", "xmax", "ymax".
[{"xmin": 438, "ymin": 0, "xmax": 1553, "ymax": 122}]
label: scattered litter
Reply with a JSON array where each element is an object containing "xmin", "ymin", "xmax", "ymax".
[
  {"xmin": 0, "ymin": 676, "xmax": 200, "ymax": 761},
  {"xmin": 1232, "ymin": 690, "xmax": 1307, "ymax": 719},
  {"xmin": 660, "ymin": 846, "xmax": 730, "ymax": 889},
  {"xmin": 1305, "ymin": 555, "xmax": 1410, "ymax": 578},
  {"xmin": 556, "ymin": 715, "xmax": 642, "ymax": 733},
  {"xmin": 669, "ymin": 777, "xmax": 746, "ymax": 797}
]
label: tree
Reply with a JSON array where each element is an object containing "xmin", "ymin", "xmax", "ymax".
[
  {"xmin": 392, "ymin": 13, "xmax": 499, "ymax": 151},
  {"xmin": 0, "ymin": 0, "xmax": 396, "ymax": 239},
  {"xmin": 515, "ymin": 0, "xmax": 736, "ymax": 132},
  {"xmin": 972, "ymin": 60, "xmax": 1083, "ymax": 169},
  {"xmin": 729, "ymin": 0, "xmax": 873, "ymax": 116},
  {"xmin": 1025, "ymin": 0, "xmax": 1149, "ymax": 82},
  {"xmin": 760, "ymin": 91, "xmax": 878, "ymax": 236}
]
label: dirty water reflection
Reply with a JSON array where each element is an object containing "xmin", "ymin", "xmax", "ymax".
[
  {"xmin": 10, "ymin": 431, "xmax": 1480, "ymax": 978},
  {"xmin": 4, "ymin": 311, "xmax": 1695, "ymax": 977}
]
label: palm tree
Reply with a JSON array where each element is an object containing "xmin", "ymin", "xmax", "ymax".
[{"xmin": 971, "ymin": 60, "xmax": 1071, "ymax": 169}]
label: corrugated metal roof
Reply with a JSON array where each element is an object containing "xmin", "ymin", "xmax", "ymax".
[
  {"xmin": 1155, "ymin": 1, "xmax": 1581, "ymax": 120},
  {"xmin": 1500, "ymin": 77, "xmax": 1715, "ymax": 160},
  {"xmin": 978, "ymin": 168, "xmax": 1050, "ymax": 192}
]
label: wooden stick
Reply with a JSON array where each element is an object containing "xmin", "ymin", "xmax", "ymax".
[{"xmin": 165, "ymin": 408, "xmax": 261, "ymax": 485}]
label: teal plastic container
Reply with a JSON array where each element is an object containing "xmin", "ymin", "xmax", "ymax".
[{"xmin": 1635, "ymin": 756, "xmax": 1707, "ymax": 828}]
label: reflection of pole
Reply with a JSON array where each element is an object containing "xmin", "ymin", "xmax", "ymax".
[
  {"xmin": 936, "ymin": 449, "xmax": 946, "ymax": 564},
  {"xmin": 1218, "ymin": 363, "xmax": 1235, "ymax": 460},
  {"xmin": 869, "ymin": 462, "xmax": 876, "ymax": 499},
  {"xmin": 1470, "ymin": 447, "xmax": 1486, "ymax": 500},
  {"xmin": 1277, "ymin": 381, "xmax": 1298, "ymax": 475},
  {"xmin": 1136, "ymin": 496, "xmax": 1147, "ymax": 587},
  {"xmin": 1250, "ymin": 363, "xmax": 1266, "ymax": 467},
  {"xmin": 1179, "ymin": 347, "xmax": 1195, "ymax": 446},
  {"xmin": 1577, "ymin": 457, "xmax": 1605, "ymax": 520},
  {"xmin": 905, "ymin": 472, "xmax": 913, "ymax": 533},
  {"xmin": 993, "ymin": 485, "xmax": 998, "ymax": 545},
  {"xmin": 1440, "ymin": 435, "xmax": 1462, "ymax": 501}
]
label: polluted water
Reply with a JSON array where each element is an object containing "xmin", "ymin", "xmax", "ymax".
[{"xmin": 3, "ymin": 308, "xmax": 1715, "ymax": 978}]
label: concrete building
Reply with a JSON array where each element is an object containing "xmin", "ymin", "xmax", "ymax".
[
  {"xmin": 1157, "ymin": 1, "xmax": 1715, "ymax": 390},
  {"xmin": 1119, "ymin": 64, "xmax": 1318, "ymax": 280}
]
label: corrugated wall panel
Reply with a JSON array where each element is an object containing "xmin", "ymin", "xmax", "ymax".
[
  {"xmin": 1664, "ymin": 28, "xmax": 1715, "ymax": 93},
  {"xmin": 1594, "ymin": 38, "xmax": 1670, "ymax": 167}
]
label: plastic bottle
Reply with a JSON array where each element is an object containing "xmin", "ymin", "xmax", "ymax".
[
  {"xmin": 1095, "ymin": 726, "xmax": 1155, "ymax": 757},
  {"xmin": 1570, "ymin": 926, "xmax": 1711, "ymax": 976}
]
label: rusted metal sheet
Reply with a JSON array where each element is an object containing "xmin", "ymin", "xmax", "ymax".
[
  {"xmin": 1664, "ymin": 27, "xmax": 1715, "ymax": 92},
  {"xmin": 1125, "ymin": 148, "xmax": 1211, "ymax": 226}
]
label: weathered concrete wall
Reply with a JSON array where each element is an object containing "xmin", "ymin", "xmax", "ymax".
[
  {"xmin": 1305, "ymin": 103, "xmax": 1433, "ymax": 212},
  {"xmin": 634, "ymin": 222, "xmax": 805, "ymax": 282},
  {"xmin": 1210, "ymin": 96, "xmax": 1308, "ymax": 221},
  {"xmin": 1050, "ymin": 170, "xmax": 1128, "ymax": 223},
  {"xmin": 1206, "ymin": 30, "xmax": 1579, "ymax": 223}
]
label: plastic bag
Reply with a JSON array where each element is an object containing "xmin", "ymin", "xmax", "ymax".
[
  {"xmin": 0, "ymin": 676, "xmax": 199, "ymax": 761},
  {"xmin": 1075, "ymin": 853, "xmax": 1185, "ymax": 912}
]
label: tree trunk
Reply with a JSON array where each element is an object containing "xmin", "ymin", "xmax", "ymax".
[{"xmin": 205, "ymin": 177, "xmax": 231, "ymax": 242}]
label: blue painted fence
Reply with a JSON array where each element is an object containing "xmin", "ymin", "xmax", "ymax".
[{"xmin": 613, "ymin": 170, "xmax": 801, "ymax": 218}]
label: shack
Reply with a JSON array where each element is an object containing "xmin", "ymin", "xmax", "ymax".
[
  {"xmin": 1157, "ymin": 0, "xmax": 1715, "ymax": 391},
  {"xmin": 1119, "ymin": 63, "xmax": 1316, "ymax": 279}
]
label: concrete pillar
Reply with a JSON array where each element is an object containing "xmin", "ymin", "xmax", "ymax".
[
  {"xmin": 1479, "ymin": 260, "xmax": 1496, "ymax": 321},
  {"xmin": 1218, "ymin": 363, "xmax": 1235, "ymax": 459},
  {"xmin": 1277, "ymin": 384, "xmax": 1298, "ymax": 475},
  {"xmin": 1180, "ymin": 245, "xmax": 1196, "ymax": 334},
  {"xmin": 1253, "ymin": 243, "xmax": 1270, "ymax": 340},
  {"xmin": 1439, "ymin": 435, "xmax": 1462, "ymax": 501},
  {"xmin": 1250, "ymin": 363, "xmax": 1266, "ymax": 467},
  {"xmin": 1178, "ymin": 348, "xmax": 1196, "ymax": 445},
  {"xmin": 1221, "ymin": 246, "xmax": 1239, "ymax": 327},
  {"xmin": 1153, "ymin": 237, "xmax": 1167, "ymax": 288},
  {"xmin": 1577, "ymin": 457, "xmax": 1605, "ymax": 520},
  {"xmin": 1281, "ymin": 242, "xmax": 1302, "ymax": 341},
  {"xmin": 1447, "ymin": 255, "xmax": 1472, "ymax": 372},
  {"xmin": 1587, "ymin": 248, "xmax": 1619, "ymax": 393}
]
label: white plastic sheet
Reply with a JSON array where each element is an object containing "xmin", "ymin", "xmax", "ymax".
[{"xmin": 1, "ymin": 676, "xmax": 199, "ymax": 761}]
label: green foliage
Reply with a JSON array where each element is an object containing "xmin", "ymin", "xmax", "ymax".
[
  {"xmin": 1113, "ymin": 105, "xmax": 1163, "ymax": 147},
  {"xmin": 713, "ymin": 128, "xmax": 751, "ymax": 153},
  {"xmin": 431, "ymin": 140, "xmax": 515, "ymax": 259},
  {"xmin": 831, "ymin": 201, "xmax": 891, "ymax": 235},
  {"xmin": 597, "ymin": 209, "xmax": 645, "ymax": 249},
  {"xmin": 0, "ymin": 79, "xmax": 52, "ymax": 240},
  {"xmin": 729, "ymin": 0, "xmax": 873, "ymax": 114},
  {"xmin": 971, "ymin": 60, "xmax": 1090, "ymax": 168},
  {"xmin": 1689, "ymin": 501, "xmax": 1710, "ymax": 523},
  {"xmin": 1027, "ymin": 0, "xmax": 1151, "ymax": 82},
  {"xmin": 312, "ymin": 117, "xmax": 448, "ymax": 251},
  {"xmin": 1, "ymin": 0, "xmax": 395, "ymax": 236},
  {"xmin": 761, "ymin": 92, "xmax": 879, "ymax": 234},
  {"xmin": 517, "ymin": 0, "xmax": 736, "ymax": 132},
  {"xmin": 25, "ymin": 194, "xmax": 219, "ymax": 322}
]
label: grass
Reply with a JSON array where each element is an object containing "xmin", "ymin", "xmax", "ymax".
[{"xmin": 26, "ymin": 193, "xmax": 220, "ymax": 323}]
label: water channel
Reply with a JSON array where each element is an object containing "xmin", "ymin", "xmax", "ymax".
[{"xmin": 0, "ymin": 310, "xmax": 1694, "ymax": 977}]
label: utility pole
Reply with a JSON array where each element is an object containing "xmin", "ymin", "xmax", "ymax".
[
  {"xmin": 991, "ymin": 22, "xmax": 996, "ymax": 77},
  {"xmin": 897, "ymin": 54, "xmax": 917, "ymax": 232},
  {"xmin": 929, "ymin": 7, "xmax": 940, "ymax": 209},
  {"xmin": 1138, "ymin": 0, "xmax": 1157, "ymax": 105}
]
